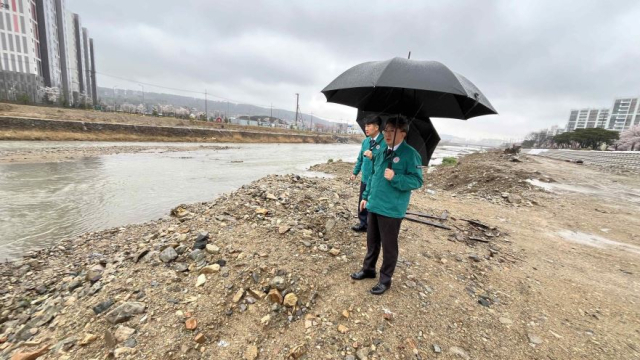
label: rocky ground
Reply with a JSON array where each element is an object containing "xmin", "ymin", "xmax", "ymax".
[
  {"xmin": 1, "ymin": 151, "xmax": 639, "ymax": 359},
  {"xmin": 0, "ymin": 144, "xmax": 233, "ymax": 164}
]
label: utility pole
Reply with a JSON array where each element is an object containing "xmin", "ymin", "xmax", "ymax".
[
  {"xmin": 295, "ymin": 93, "xmax": 300, "ymax": 128},
  {"xmin": 270, "ymin": 103, "xmax": 273, "ymax": 119},
  {"xmin": 310, "ymin": 112, "xmax": 313, "ymax": 132},
  {"xmin": 226, "ymin": 101, "xmax": 230, "ymax": 120},
  {"xmin": 205, "ymin": 90, "xmax": 208, "ymax": 121}
]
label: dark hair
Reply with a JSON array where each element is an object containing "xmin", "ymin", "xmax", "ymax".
[
  {"xmin": 384, "ymin": 116, "xmax": 409, "ymax": 133},
  {"xmin": 364, "ymin": 116, "xmax": 382, "ymax": 127}
]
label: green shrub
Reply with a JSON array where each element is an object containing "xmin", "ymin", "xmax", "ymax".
[
  {"xmin": 327, "ymin": 158, "xmax": 334, "ymax": 163},
  {"xmin": 441, "ymin": 157, "xmax": 457, "ymax": 166}
]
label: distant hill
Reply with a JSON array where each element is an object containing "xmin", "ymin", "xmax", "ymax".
[{"xmin": 97, "ymin": 87, "xmax": 340, "ymax": 129}]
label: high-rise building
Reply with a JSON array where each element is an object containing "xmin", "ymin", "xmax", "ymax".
[
  {"xmin": 565, "ymin": 108, "xmax": 609, "ymax": 132},
  {"xmin": 0, "ymin": 0, "xmax": 43, "ymax": 101},
  {"xmin": 81, "ymin": 26, "xmax": 90, "ymax": 100},
  {"xmin": 608, "ymin": 97, "xmax": 640, "ymax": 132},
  {"xmin": 0, "ymin": 1, "xmax": 95, "ymax": 105}
]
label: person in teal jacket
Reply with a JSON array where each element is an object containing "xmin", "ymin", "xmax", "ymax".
[
  {"xmin": 350, "ymin": 116, "xmax": 384, "ymax": 232},
  {"xmin": 350, "ymin": 116, "xmax": 423, "ymax": 295}
]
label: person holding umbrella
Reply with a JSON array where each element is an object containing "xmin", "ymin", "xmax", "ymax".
[
  {"xmin": 350, "ymin": 116, "xmax": 423, "ymax": 295},
  {"xmin": 350, "ymin": 116, "xmax": 384, "ymax": 232}
]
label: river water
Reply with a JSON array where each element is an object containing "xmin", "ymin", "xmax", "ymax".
[{"xmin": 0, "ymin": 142, "xmax": 477, "ymax": 261}]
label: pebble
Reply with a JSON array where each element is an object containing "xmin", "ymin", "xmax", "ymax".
[
  {"xmin": 199, "ymin": 264, "xmax": 220, "ymax": 274},
  {"xmin": 232, "ymin": 289, "xmax": 245, "ymax": 303},
  {"xmin": 283, "ymin": 293, "xmax": 298, "ymax": 307},
  {"xmin": 194, "ymin": 333, "xmax": 206, "ymax": 344},
  {"xmin": 196, "ymin": 274, "xmax": 206, "ymax": 287},
  {"xmin": 114, "ymin": 326, "xmax": 136, "ymax": 342},
  {"xmin": 185, "ymin": 318, "xmax": 197, "ymax": 330},
  {"xmin": 528, "ymin": 333, "xmax": 543, "ymax": 345},
  {"xmin": 269, "ymin": 276, "xmax": 286, "ymax": 290},
  {"xmin": 105, "ymin": 302, "xmax": 146, "ymax": 324},
  {"xmin": 499, "ymin": 317, "xmax": 513, "ymax": 325},
  {"xmin": 93, "ymin": 299, "xmax": 114, "ymax": 315},
  {"xmin": 205, "ymin": 244, "xmax": 220, "ymax": 254},
  {"xmin": 159, "ymin": 247, "xmax": 178, "ymax": 263},
  {"xmin": 329, "ymin": 248, "xmax": 341, "ymax": 256},
  {"xmin": 267, "ymin": 289, "xmax": 283, "ymax": 304},
  {"xmin": 244, "ymin": 345, "xmax": 258, "ymax": 360},
  {"xmin": 433, "ymin": 344, "xmax": 442, "ymax": 353},
  {"xmin": 79, "ymin": 333, "xmax": 97, "ymax": 346}
]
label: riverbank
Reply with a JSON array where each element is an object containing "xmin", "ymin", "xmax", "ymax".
[
  {"xmin": 1, "ymin": 151, "xmax": 639, "ymax": 359},
  {"xmin": 0, "ymin": 143, "xmax": 233, "ymax": 164}
]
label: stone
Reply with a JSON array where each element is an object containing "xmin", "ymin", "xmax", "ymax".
[
  {"xmin": 196, "ymin": 274, "xmax": 206, "ymax": 287},
  {"xmin": 469, "ymin": 254, "xmax": 482, "ymax": 262},
  {"xmin": 325, "ymin": 219, "xmax": 336, "ymax": 233},
  {"xmin": 86, "ymin": 265, "xmax": 104, "ymax": 282},
  {"xmin": 189, "ymin": 249, "xmax": 205, "ymax": 262},
  {"xmin": 338, "ymin": 324, "xmax": 349, "ymax": 334},
  {"xmin": 159, "ymin": 247, "xmax": 178, "ymax": 263},
  {"xmin": 93, "ymin": 299, "xmax": 115, "ymax": 315},
  {"xmin": 342, "ymin": 310, "xmax": 350, "ymax": 318},
  {"xmin": 329, "ymin": 248, "xmax": 341, "ymax": 256},
  {"xmin": 113, "ymin": 347, "xmax": 137, "ymax": 358},
  {"xmin": 135, "ymin": 249, "xmax": 150, "ymax": 263},
  {"xmin": 185, "ymin": 318, "xmax": 197, "ymax": 330},
  {"xmin": 499, "ymin": 317, "xmax": 513, "ymax": 325},
  {"xmin": 104, "ymin": 330, "xmax": 117, "ymax": 348},
  {"xmin": 449, "ymin": 346, "xmax": 470, "ymax": 360},
  {"xmin": 88, "ymin": 281, "xmax": 102, "ymax": 295},
  {"xmin": 193, "ymin": 231, "xmax": 209, "ymax": 250},
  {"xmin": 194, "ymin": 333, "xmax": 206, "ymax": 344},
  {"xmin": 205, "ymin": 244, "xmax": 220, "ymax": 254},
  {"xmin": 9, "ymin": 345, "xmax": 50, "ymax": 360},
  {"xmin": 248, "ymin": 288, "xmax": 265, "ymax": 299},
  {"xmin": 508, "ymin": 193, "xmax": 523, "ymax": 204},
  {"xmin": 173, "ymin": 263, "xmax": 189, "ymax": 272},
  {"xmin": 79, "ymin": 333, "xmax": 97, "ymax": 346},
  {"xmin": 199, "ymin": 264, "xmax": 220, "ymax": 274},
  {"xmin": 232, "ymin": 289, "xmax": 245, "ymax": 303},
  {"xmin": 283, "ymin": 293, "xmax": 298, "ymax": 307},
  {"xmin": 123, "ymin": 338, "xmax": 137, "ymax": 348},
  {"xmin": 266, "ymin": 193, "xmax": 278, "ymax": 200},
  {"xmin": 114, "ymin": 326, "xmax": 136, "ymax": 342},
  {"xmin": 260, "ymin": 314, "xmax": 271, "ymax": 325},
  {"xmin": 105, "ymin": 302, "xmax": 146, "ymax": 324},
  {"xmin": 244, "ymin": 345, "xmax": 258, "ymax": 360},
  {"xmin": 356, "ymin": 348, "xmax": 370, "ymax": 360},
  {"xmin": 345, "ymin": 356, "xmax": 356, "ymax": 360},
  {"xmin": 433, "ymin": 344, "xmax": 442, "ymax": 353},
  {"xmin": 278, "ymin": 225, "xmax": 291, "ymax": 234},
  {"xmin": 269, "ymin": 276, "xmax": 286, "ymax": 290},
  {"xmin": 318, "ymin": 244, "xmax": 329, "ymax": 252},
  {"xmin": 289, "ymin": 344, "xmax": 307, "ymax": 359},
  {"xmin": 67, "ymin": 279, "xmax": 83, "ymax": 292},
  {"xmin": 301, "ymin": 240, "xmax": 312, "ymax": 247},
  {"xmin": 267, "ymin": 289, "xmax": 283, "ymax": 304},
  {"xmin": 528, "ymin": 333, "xmax": 543, "ymax": 345},
  {"xmin": 255, "ymin": 208, "xmax": 269, "ymax": 215}
]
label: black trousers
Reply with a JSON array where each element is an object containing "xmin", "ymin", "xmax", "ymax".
[
  {"xmin": 362, "ymin": 212, "xmax": 402, "ymax": 286},
  {"xmin": 357, "ymin": 181, "xmax": 368, "ymax": 227}
]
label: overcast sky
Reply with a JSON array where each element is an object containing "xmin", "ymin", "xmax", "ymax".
[{"xmin": 68, "ymin": 0, "xmax": 640, "ymax": 140}]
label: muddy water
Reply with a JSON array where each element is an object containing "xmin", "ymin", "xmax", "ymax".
[{"xmin": 0, "ymin": 142, "xmax": 475, "ymax": 261}]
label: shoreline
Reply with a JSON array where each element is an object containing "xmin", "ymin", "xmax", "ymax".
[
  {"xmin": 1, "ymin": 152, "xmax": 639, "ymax": 359},
  {"xmin": 0, "ymin": 143, "xmax": 235, "ymax": 165}
]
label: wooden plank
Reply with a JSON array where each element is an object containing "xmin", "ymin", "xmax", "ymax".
[{"xmin": 404, "ymin": 216, "xmax": 452, "ymax": 230}]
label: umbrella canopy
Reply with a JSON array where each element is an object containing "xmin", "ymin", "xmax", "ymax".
[
  {"xmin": 322, "ymin": 57, "xmax": 497, "ymax": 120},
  {"xmin": 357, "ymin": 110, "xmax": 440, "ymax": 166}
]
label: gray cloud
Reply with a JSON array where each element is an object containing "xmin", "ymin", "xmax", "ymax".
[{"xmin": 68, "ymin": 0, "xmax": 640, "ymax": 139}]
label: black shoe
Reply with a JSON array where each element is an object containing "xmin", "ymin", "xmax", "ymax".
[
  {"xmin": 370, "ymin": 283, "xmax": 390, "ymax": 295},
  {"xmin": 350, "ymin": 270, "xmax": 376, "ymax": 280},
  {"xmin": 351, "ymin": 224, "xmax": 367, "ymax": 232}
]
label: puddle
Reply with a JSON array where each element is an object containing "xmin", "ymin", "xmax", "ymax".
[{"xmin": 556, "ymin": 230, "xmax": 640, "ymax": 255}]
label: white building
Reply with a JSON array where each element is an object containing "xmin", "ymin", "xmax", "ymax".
[
  {"xmin": 0, "ymin": 0, "xmax": 43, "ymax": 101},
  {"xmin": 608, "ymin": 97, "xmax": 640, "ymax": 132},
  {"xmin": 565, "ymin": 108, "xmax": 610, "ymax": 132}
]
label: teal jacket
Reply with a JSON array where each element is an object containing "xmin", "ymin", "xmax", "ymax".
[
  {"xmin": 363, "ymin": 141, "xmax": 424, "ymax": 219},
  {"xmin": 352, "ymin": 132, "xmax": 384, "ymax": 184}
]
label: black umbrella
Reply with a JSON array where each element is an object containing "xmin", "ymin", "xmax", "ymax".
[
  {"xmin": 322, "ymin": 57, "xmax": 497, "ymax": 120},
  {"xmin": 356, "ymin": 110, "xmax": 440, "ymax": 166}
]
